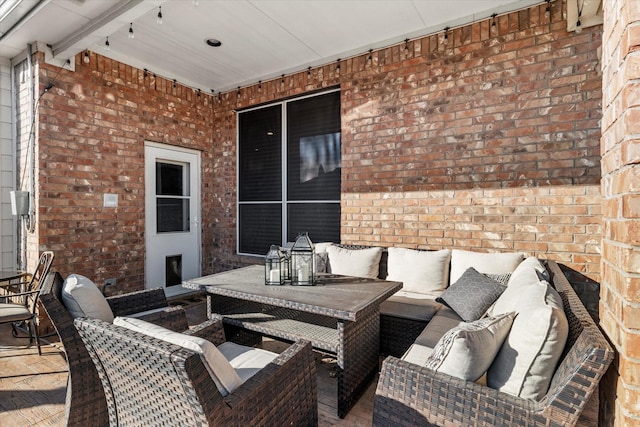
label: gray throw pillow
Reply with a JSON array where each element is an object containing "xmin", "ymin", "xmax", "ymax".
[{"xmin": 436, "ymin": 267, "xmax": 506, "ymax": 321}]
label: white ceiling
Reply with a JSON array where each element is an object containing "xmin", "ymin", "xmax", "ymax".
[{"xmin": 0, "ymin": 0, "xmax": 544, "ymax": 93}]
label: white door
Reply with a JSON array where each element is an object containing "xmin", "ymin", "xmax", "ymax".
[{"xmin": 145, "ymin": 142, "xmax": 201, "ymax": 291}]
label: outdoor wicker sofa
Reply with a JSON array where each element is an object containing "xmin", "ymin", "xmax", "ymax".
[
  {"xmin": 371, "ymin": 259, "xmax": 614, "ymax": 426},
  {"xmin": 73, "ymin": 315, "xmax": 318, "ymax": 426},
  {"xmin": 40, "ymin": 271, "xmax": 189, "ymax": 427}
]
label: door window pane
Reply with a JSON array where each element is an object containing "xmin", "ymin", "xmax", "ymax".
[
  {"xmin": 157, "ymin": 198, "xmax": 190, "ymax": 232},
  {"xmin": 157, "ymin": 162, "xmax": 186, "ymax": 196}
]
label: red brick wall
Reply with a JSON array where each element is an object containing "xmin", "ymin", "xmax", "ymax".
[
  {"xmin": 31, "ymin": 2, "xmax": 603, "ymax": 296},
  {"xmin": 600, "ymin": 0, "xmax": 640, "ymax": 424},
  {"xmin": 35, "ymin": 52, "xmax": 215, "ymax": 293},
  {"xmin": 213, "ymin": 2, "xmax": 604, "ymax": 282}
]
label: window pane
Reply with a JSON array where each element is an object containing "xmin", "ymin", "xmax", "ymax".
[
  {"xmin": 157, "ymin": 198, "xmax": 189, "ymax": 232},
  {"xmin": 239, "ymin": 204, "xmax": 282, "ymax": 255},
  {"xmin": 287, "ymin": 203, "xmax": 340, "ymax": 243},
  {"xmin": 156, "ymin": 162, "xmax": 185, "ymax": 196},
  {"xmin": 287, "ymin": 92, "xmax": 341, "ymax": 200},
  {"xmin": 239, "ymin": 105, "xmax": 282, "ymax": 201}
]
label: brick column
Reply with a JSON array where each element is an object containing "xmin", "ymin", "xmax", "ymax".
[{"xmin": 600, "ymin": 0, "xmax": 640, "ymax": 424}]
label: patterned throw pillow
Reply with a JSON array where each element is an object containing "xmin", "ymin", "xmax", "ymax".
[
  {"xmin": 436, "ymin": 267, "xmax": 506, "ymax": 321},
  {"xmin": 424, "ymin": 311, "xmax": 516, "ymax": 381},
  {"xmin": 485, "ymin": 272, "xmax": 511, "ymax": 286}
]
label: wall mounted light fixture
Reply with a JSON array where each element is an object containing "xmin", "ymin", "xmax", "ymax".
[
  {"xmin": 575, "ymin": 0, "xmax": 583, "ymax": 33},
  {"xmin": 83, "ymin": 50, "xmax": 90, "ymax": 63},
  {"xmin": 104, "ymin": 36, "xmax": 110, "ymax": 51},
  {"xmin": 157, "ymin": 6, "xmax": 163, "ymax": 24},
  {"xmin": 443, "ymin": 27, "xmax": 450, "ymax": 45},
  {"xmin": 128, "ymin": 23, "xmax": 135, "ymax": 39}
]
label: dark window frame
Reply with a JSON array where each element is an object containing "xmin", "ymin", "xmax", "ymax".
[{"xmin": 237, "ymin": 90, "xmax": 341, "ymax": 256}]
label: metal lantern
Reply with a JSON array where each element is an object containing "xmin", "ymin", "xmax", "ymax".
[
  {"xmin": 291, "ymin": 233, "xmax": 315, "ymax": 286},
  {"xmin": 279, "ymin": 246, "xmax": 292, "ymax": 282},
  {"xmin": 265, "ymin": 245, "xmax": 286, "ymax": 285}
]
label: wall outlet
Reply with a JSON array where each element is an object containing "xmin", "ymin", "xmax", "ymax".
[{"xmin": 104, "ymin": 278, "xmax": 117, "ymax": 288}]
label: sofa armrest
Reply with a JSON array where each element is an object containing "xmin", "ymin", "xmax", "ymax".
[
  {"xmin": 223, "ymin": 340, "xmax": 317, "ymax": 426},
  {"xmin": 183, "ymin": 315, "xmax": 226, "ymax": 346},
  {"xmin": 373, "ymin": 356, "xmax": 542, "ymax": 427},
  {"xmin": 107, "ymin": 288, "xmax": 168, "ymax": 315}
]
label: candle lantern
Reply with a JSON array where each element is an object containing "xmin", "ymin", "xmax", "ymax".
[
  {"xmin": 265, "ymin": 245, "xmax": 285, "ymax": 285},
  {"xmin": 280, "ymin": 246, "xmax": 292, "ymax": 281},
  {"xmin": 291, "ymin": 233, "xmax": 315, "ymax": 286}
]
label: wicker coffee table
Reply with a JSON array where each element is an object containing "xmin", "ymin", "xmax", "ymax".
[{"xmin": 183, "ymin": 265, "xmax": 402, "ymax": 418}]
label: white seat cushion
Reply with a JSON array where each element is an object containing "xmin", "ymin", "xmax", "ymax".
[
  {"xmin": 379, "ymin": 291, "xmax": 443, "ymax": 322},
  {"xmin": 326, "ymin": 245, "xmax": 383, "ymax": 279},
  {"xmin": 218, "ymin": 341, "xmax": 278, "ymax": 383},
  {"xmin": 423, "ymin": 312, "xmax": 516, "ymax": 381},
  {"xmin": 487, "ymin": 274, "xmax": 568, "ymax": 400},
  {"xmin": 386, "ymin": 248, "xmax": 451, "ymax": 294},
  {"xmin": 113, "ymin": 317, "xmax": 244, "ymax": 396},
  {"xmin": 450, "ymin": 250, "xmax": 524, "ymax": 285},
  {"xmin": 62, "ymin": 274, "xmax": 114, "ymax": 323}
]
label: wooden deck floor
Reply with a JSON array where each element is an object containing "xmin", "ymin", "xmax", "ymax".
[{"xmin": 0, "ymin": 297, "xmax": 375, "ymax": 426}]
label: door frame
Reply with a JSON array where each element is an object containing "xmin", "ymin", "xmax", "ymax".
[{"xmin": 144, "ymin": 141, "xmax": 201, "ymax": 291}]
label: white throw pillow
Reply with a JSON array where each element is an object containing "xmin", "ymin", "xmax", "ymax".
[
  {"xmin": 386, "ymin": 248, "xmax": 451, "ymax": 294},
  {"xmin": 506, "ymin": 256, "xmax": 549, "ymax": 286},
  {"xmin": 449, "ymin": 250, "xmax": 524, "ymax": 285},
  {"xmin": 113, "ymin": 317, "xmax": 244, "ymax": 396},
  {"xmin": 326, "ymin": 245, "xmax": 383, "ymax": 279},
  {"xmin": 424, "ymin": 312, "xmax": 516, "ymax": 381},
  {"xmin": 487, "ymin": 278, "xmax": 568, "ymax": 400},
  {"xmin": 62, "ymin": 274, "xmax": 114, "ymax": 323}
]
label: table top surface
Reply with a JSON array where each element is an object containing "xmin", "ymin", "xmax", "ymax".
[
  {"xmin": 183, "ymin": 265, "xmax": 402, "ymax": 321},
  {"xmin": 0, "ymin": 270, "xmax": 26, "ymax": 281}
]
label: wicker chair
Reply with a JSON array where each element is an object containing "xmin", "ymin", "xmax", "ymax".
[
  {"xmin": 74, "ymin": 315, "xmax": 318, "ymax": 427},
  {"xmin": 372, "ymin": 260, "xmax": 614, "ymax": 426},
  {"xmin": 39, "ymin": 271, "xmax": 190, "ymax": 427}
]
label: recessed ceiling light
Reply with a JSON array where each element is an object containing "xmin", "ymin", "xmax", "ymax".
[{"xmin": 205, "ymin": 38, "xmax": 222, "ymax": 47}]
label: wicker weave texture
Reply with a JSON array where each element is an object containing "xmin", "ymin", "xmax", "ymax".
[
  {"xmin": 372, "ymin": 260, "xmax": 614, "ymax": 427},
  {"xmin": 39, "ymin": 271, "xmax": 189, "ymax": 427},
  {"xmin": 199, "ymin": 269, "xmax": 398, "ymax": 419},
  {"xmin": 74, "ymin": 316, "xmax": 317, "ymax": 427}
]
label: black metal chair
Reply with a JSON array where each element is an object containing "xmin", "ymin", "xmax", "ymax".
[{"xmin": 0, "ymin": 251, "xmax": 54, "ymax": 354}]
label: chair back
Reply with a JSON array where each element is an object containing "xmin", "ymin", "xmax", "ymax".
[
  {"xmin": 74, "ymin": 317, "xmax": 219, "ymax": 426},
  {"xmin": 28, "ymin": 251, "xmax": 55, "ymax": 292},
  {"xmin": 39, "ymin": 271, "xmax": 109, "ymax": 426}
]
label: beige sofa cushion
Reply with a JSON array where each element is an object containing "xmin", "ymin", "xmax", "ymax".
[
  {"xmin": 450, "ymin": 250, "xmax": 524, "ymax": 285},
  {"xmin": 506, "ymin": 256, "xmax": 549, "ymax": 286},
  {"xmin": 402, "ymin": 307, "xmax": 463, "ymax": 365},
  {"xmin": 114, "ymin": 316, "xmax": 245, "ymax": 396},
  {"xmin": 62, "ymin": 274, "xmax": 114, "ymax": 323},
  {"xmin": 326, "ymin": 245, "xmax": 382, "ymax": 279},
  {"xmin": 218, "ymin": 341, "xmax": 278, "ymax": 383},
  {"xmin": 424, "ymin": 312, "xmax": 516, "ymax": 381},
  {"xmin": 380, "ymin": 291, "xmax": 443, "ymax": 322},
  {"xmin": 487, "ymin": 272, "xmax": 568, "ymax": 400},
  {"xmin": 386, "ymin": 248, "xmax": 451, "ymax": 294}
]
